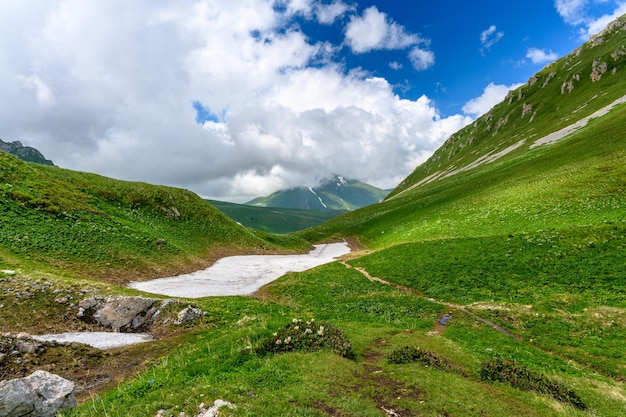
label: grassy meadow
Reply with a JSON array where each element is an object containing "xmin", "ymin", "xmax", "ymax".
[{"xmin": 58, "ymin": 101, "xmax": 626, "ymax": 416}]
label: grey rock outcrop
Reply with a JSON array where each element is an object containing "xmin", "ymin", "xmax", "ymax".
[
  {"xmin": 77, "ymin": 296, "xmax": 170, "ymax": 332},
  {"xmin": 174, "ymin": 306, "xmax": 205, "ymax": 325},
  {"xmin": 0, "ymin": 139, "xmax": 54, "ymax": 166},
  {"xmin": 0, "ymin": 370, "xmax": 76, "ymax": 417}
]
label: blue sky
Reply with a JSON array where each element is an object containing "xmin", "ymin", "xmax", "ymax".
[
  {"xmin": 284, "ymin": 0, "xmax": 624, "ymax": 116},
  {"xmin": 1, "ymin": 0, "xmax": 625, "ymax": 201}
]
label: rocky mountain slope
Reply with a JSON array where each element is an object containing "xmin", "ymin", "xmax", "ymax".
[
  {"xmin": 390, "ymin": 14, "xmax": 626, "ymax": 198},
  {"xmin": 0, "ymin": 138, "xmax": 54, "ymax": 166}
]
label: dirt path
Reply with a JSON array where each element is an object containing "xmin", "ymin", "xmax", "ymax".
[
  {"xmin": 342, "ymin": 261, "xmax": 521, "ymax": 341},
  {"xmin": 341, "ymin": 260, "xmax": 626, "ymax": 384}
]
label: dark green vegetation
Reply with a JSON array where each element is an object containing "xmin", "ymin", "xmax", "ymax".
[
  {"xmin": 254, "ymin": 318, "xmax": 354, "ymax": 358},
  {"xmin": 3, "ymin": 14, "xmax": 626, "ymax": 417},
  {"xmin": 247, "ymin": 174, "xmax": 389, "ymax": 211},
  {"xmin": 479, "ymin": 358, "xmax": 587, "ymax": 410},
  {"xmin": 208, "ymin": 199, "xmax": 346, "ymax": 233},
  {"xmin": 387, "ymin": 346, "xmax": 464, "ymax": 374}
]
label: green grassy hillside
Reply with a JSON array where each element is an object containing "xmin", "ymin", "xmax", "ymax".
[
  {"xmin": 391, "ymin": 16, "xmax": 626, "ymax": 199},
  {"xmin": 0, "ymin": 152, "xmax": 309, "ymax": 282},
  {"xmin": 208, "ymin": 199, "xmax": 347, "ymax": 234}
]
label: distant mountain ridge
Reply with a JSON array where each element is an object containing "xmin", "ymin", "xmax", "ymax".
[
  {"xmin": 0, "ymin": 138, "xmax": 54, "ymax": 166},
  {"xmin": 246, "ymin": 175, "xmax": 389, "ymax": 211}
]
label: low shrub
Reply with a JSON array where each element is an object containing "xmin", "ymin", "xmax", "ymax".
[
  {"xmin": 255, "ymin": 319, "xmax": 353, "ymax": 358},
  {"xmin": 479, "ymin": 358, "xmax": 586, "ymax": 410},
  {"xmin": 387, "ymin": 346, "xmax": 463, "ymax": 374}
]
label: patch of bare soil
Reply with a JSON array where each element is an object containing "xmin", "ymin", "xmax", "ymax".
[
  {"xmin": 0, "ymin": 272, "xmax": 209, "ymax": 402},
  {"xmin": 358, "ymin": 338, "xmax": 423, "ymax": 417},
  {"xmin": 0, "ymin": 324, "xmax": 205, "ymax": 402}
]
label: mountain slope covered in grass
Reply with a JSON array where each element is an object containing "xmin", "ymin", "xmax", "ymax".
[
  {"xmin": 247, "ymin": 174, "xmax": 389, "ymax": 211},
  {"xmin": 391, "ymin": 16, "xmax": 626, "ymax": 199},
  {"xmin": 207, "ymin": 199, "xmax": 347, "ymax": 234},
  {"xmin": 300, "ymin": 15, "xmax": 626, "ymax": 247},
  {"xmin": 0, "ymin": 151, "xmax": 309, "ymax": 283}
]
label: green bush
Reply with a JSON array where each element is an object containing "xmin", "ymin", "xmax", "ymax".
[
  {"xmin": 255, "ymin": 319, "xmax": 353, "ymax": 358},
  {"xmin": 387, "ymin": 346, "xmax": 463, "ymax": 374},
  {"xmin": 479, "ymin": 358, "xmax": 586, "ymax": 410}
]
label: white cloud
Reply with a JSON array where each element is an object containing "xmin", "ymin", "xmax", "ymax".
[
  {"xmin": 345, "ymin": 6, "xmax": 421, "ymax": 53},
  {"xmin": 579, "ymin": 2, "xmax": 626, "ymax": 38},
  {"xmin": 555, "ymin": 0, "xmax": 589, "ymax": 25},
  {"xmin": 409, "ymin": 47, "xmax": 435, "ymax": 70},
  {"xmin": 18, "ymin": 75, "xmax": 56, "ymax": 106},
  {"xmin": 315, "ymin": 1, "xmax": 353, "ymax": 24},
  {"xmin": 0, "ymin": 0, "xmax": 457, "ymax": 202},
  {"xmin": 554, "ymin": 0, "xmax": 626, "ymax": 39},
  {"xmin": 479, "ymin": 25, "xmax": 504, "ymax": 54},
  {"xmin": 526, "ymin": 47, "xmax": 559, "ymax": 64},
  {"xmin": 462, "ymin": 82, "xmax": 524, "ymax": 118}
]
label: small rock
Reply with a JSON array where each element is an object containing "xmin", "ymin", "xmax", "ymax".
[
  {"xmin": 195, "ymin": 400, "xmax": 235, "ymax": 417},
  {"xmin": 16, "ymin": 341, "xmax": 39, "ymax": 354},
  {"xmin": 175, "ymin": 306, "xmax": 205, "ymax": 325},
  {"xmin": 236, "ymin": 315, "xmax": 256, "ymax": 326}
]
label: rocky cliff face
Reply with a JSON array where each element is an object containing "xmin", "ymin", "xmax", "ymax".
[{"xmin": 0, "ymin": 139, "xmax": 54, "ymax": 166}]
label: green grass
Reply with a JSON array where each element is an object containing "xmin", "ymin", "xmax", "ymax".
[
  {"xmin": 207, "ymin": 199, "xmax": 347, "ymax": 234},
  {"xmin": 297, "ymin": 101, "xmax": 626, "ymax": 248},
  {"xmin": 0, "ymin": 152, "xmax": 309, "ymax": 281},
  {"xmin": 62, "ymin": 261, "xmax": 626, "ymax": 416}
]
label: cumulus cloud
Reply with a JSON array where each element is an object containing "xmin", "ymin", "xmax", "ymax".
[
  {"xmin": 578, "ymin": 2, "xmax": 626, "ymax": 38},
  {"xmin": 554, "ymin": 0, "xmax": 626, "ymax": 39},
  {"xmin": 480, "ymin": 25, "xmax": 504, "ymax": 55},
  {"xmin": 345, "ymin": 6, "xmax": 419, "ymax": 52},
  {"xmin": 526, "ymin": 47, "xmax": 559, "ymax": 64},
  {"xmin": 344, "ymin": 6, "xmax": 434, "ymax": 71},
  {"xmin": 555, "ymin": 0, "xmax": 590, "ymax": 25},
  {"xmin": 462, "ymin": 82, "xmax": 524, "ymax": 118},
  {"xmin": 315, "ymin": 0, "xmax": 353, "ymax": 24},
  {"xmin": 0, "ymin": 0, "xmax": 460, "ymax": 202},
  {"xmin": 409, "ymin": 47, "xmax": 435, "ymax": 70},
  {"xmin": 17, "ymin": 75, "xmax": 56, "ymax": 106}
]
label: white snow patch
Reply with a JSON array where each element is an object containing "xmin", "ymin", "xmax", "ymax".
[
  {"xmin": 32, "ymin": 332, "xmax": 153, "ymax": 350},
  {"xmin": 530, "ymin": 94, "xmax": 626, "ymax": 148},
  {"xmin": 129, "ymin": 242, "xmax": 350, "ymax": 298},
  {"xmin": 308, "ymin": 187, "xmax": 328, "ymax": 209}
]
